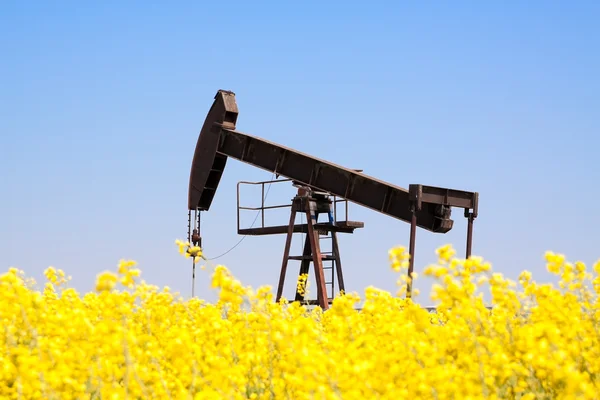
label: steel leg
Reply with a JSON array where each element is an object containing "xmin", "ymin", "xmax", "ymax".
[{"xmin": 407, "ymin": 206, "xmax": 417, "ymax": 299}]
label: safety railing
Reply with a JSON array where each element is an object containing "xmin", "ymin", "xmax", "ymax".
[{"xmin": 236, "ymin": 178, "xmax": 352, "ymax": 232}]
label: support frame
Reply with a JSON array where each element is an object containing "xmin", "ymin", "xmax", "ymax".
[{"xmin": 406, "ymin": 184, "xmax": 479, "ymax": 298}]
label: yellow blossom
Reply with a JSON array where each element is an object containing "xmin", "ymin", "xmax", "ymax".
[
  {"xmin": 0, "ymin": 242, "xmax": 597, "ymax": 399},
  {"xmin": 95, "ymin": 270, "xmax": 118, "ymax": 292}
]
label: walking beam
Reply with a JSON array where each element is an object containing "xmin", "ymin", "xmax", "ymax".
[{"xmin": 188, "ymin": 90, "xmax": 478, "ymax": 234}]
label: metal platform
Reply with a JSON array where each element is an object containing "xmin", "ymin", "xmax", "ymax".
[{"xmin": 238, "ymin": 221, "xmax": 364, "ymax": 236}]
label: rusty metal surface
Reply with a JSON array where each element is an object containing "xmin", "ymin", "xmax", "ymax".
[
  {"xmin": 236, "ymin": 178, "xmax": 361, "ymax": 236},
  {"xmin": 275, "ymin": 196, "xmax": 332, "ymax": 309},
  {"xmin": 405, "ymin": 184, "xmax": 479, "ymax": 297},
  {"xmin": 188, "ymin": 90, "xmax": 475, "ymax": 233},
  {"xmin": 466, "ymin": 212, "xmax": 475, "ymax": 259},
  {"xmin": 408, "ymin": 184, "xmax": 478, "ymax": 215},
  {"xmin": 238, "ymin": 221, "xmax": 364, "ymax": 236},
  {"xmin": 276, "ymin": 205, "xmax": 297, "ymax": 303},
  {"xmin": 407, "ymin": 207, "xmax": 417, "ymax": 299},
  {"xmin": 331, "ymin": 232, "xmax": 345, "ymax": 294},
  {"xmin": 188, "ymin": 90, "xmax": 237, "ymax": 211},
  {"xmin": 217, "ymin": 128, "xmax": 453, "ymax": 233},
  {"xmin": 187, "ymin": 90, "xmax": 481, "ymax": 303},
  {"xmin": 294, "ymin": 235, "xmax": 313, "ymax": 302},
  {"xmin": 305, "ymin": 208, "xmax": 329, "ymax": 309}
]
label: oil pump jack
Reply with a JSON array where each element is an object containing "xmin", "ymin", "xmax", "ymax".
[{"xmin": 186, "ymin": 90, "xmax": 479, "ymax": 310}]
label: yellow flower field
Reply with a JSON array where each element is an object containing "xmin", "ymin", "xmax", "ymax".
[{"xmin": 1, "ymin": 243, "xmax": 599, "ymax": 399}]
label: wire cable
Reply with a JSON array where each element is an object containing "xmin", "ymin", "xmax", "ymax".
[{"xmin": 204, "ymin": 173, "xmax": 276, "ymax": 260}]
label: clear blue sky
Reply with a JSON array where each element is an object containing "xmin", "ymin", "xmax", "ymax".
[{"xmin": 1, "ymin": 1, "xmax": 599, "ymax": 304}]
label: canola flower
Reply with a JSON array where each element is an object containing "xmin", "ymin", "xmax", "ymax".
[{"xmin": 0, "ymin": 243, "xmax": 599, "ymax": 399}]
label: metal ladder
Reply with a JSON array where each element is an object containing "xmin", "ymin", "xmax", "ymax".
[
  {"xmin": 315, "ymin": 213, "xmax": 339, "ymax": 301},
  {"xmin": 276, "ymin": 193, "xmax": 344, "ymax": 309}
]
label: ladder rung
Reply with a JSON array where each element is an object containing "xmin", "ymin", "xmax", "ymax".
[
  {"xmin": 297, "ymin": 299, "xmax": 334, "ymax": 306},
  {"xmin": 288, "ymin": 255, "xmax": 336, "ymax": 261}
]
